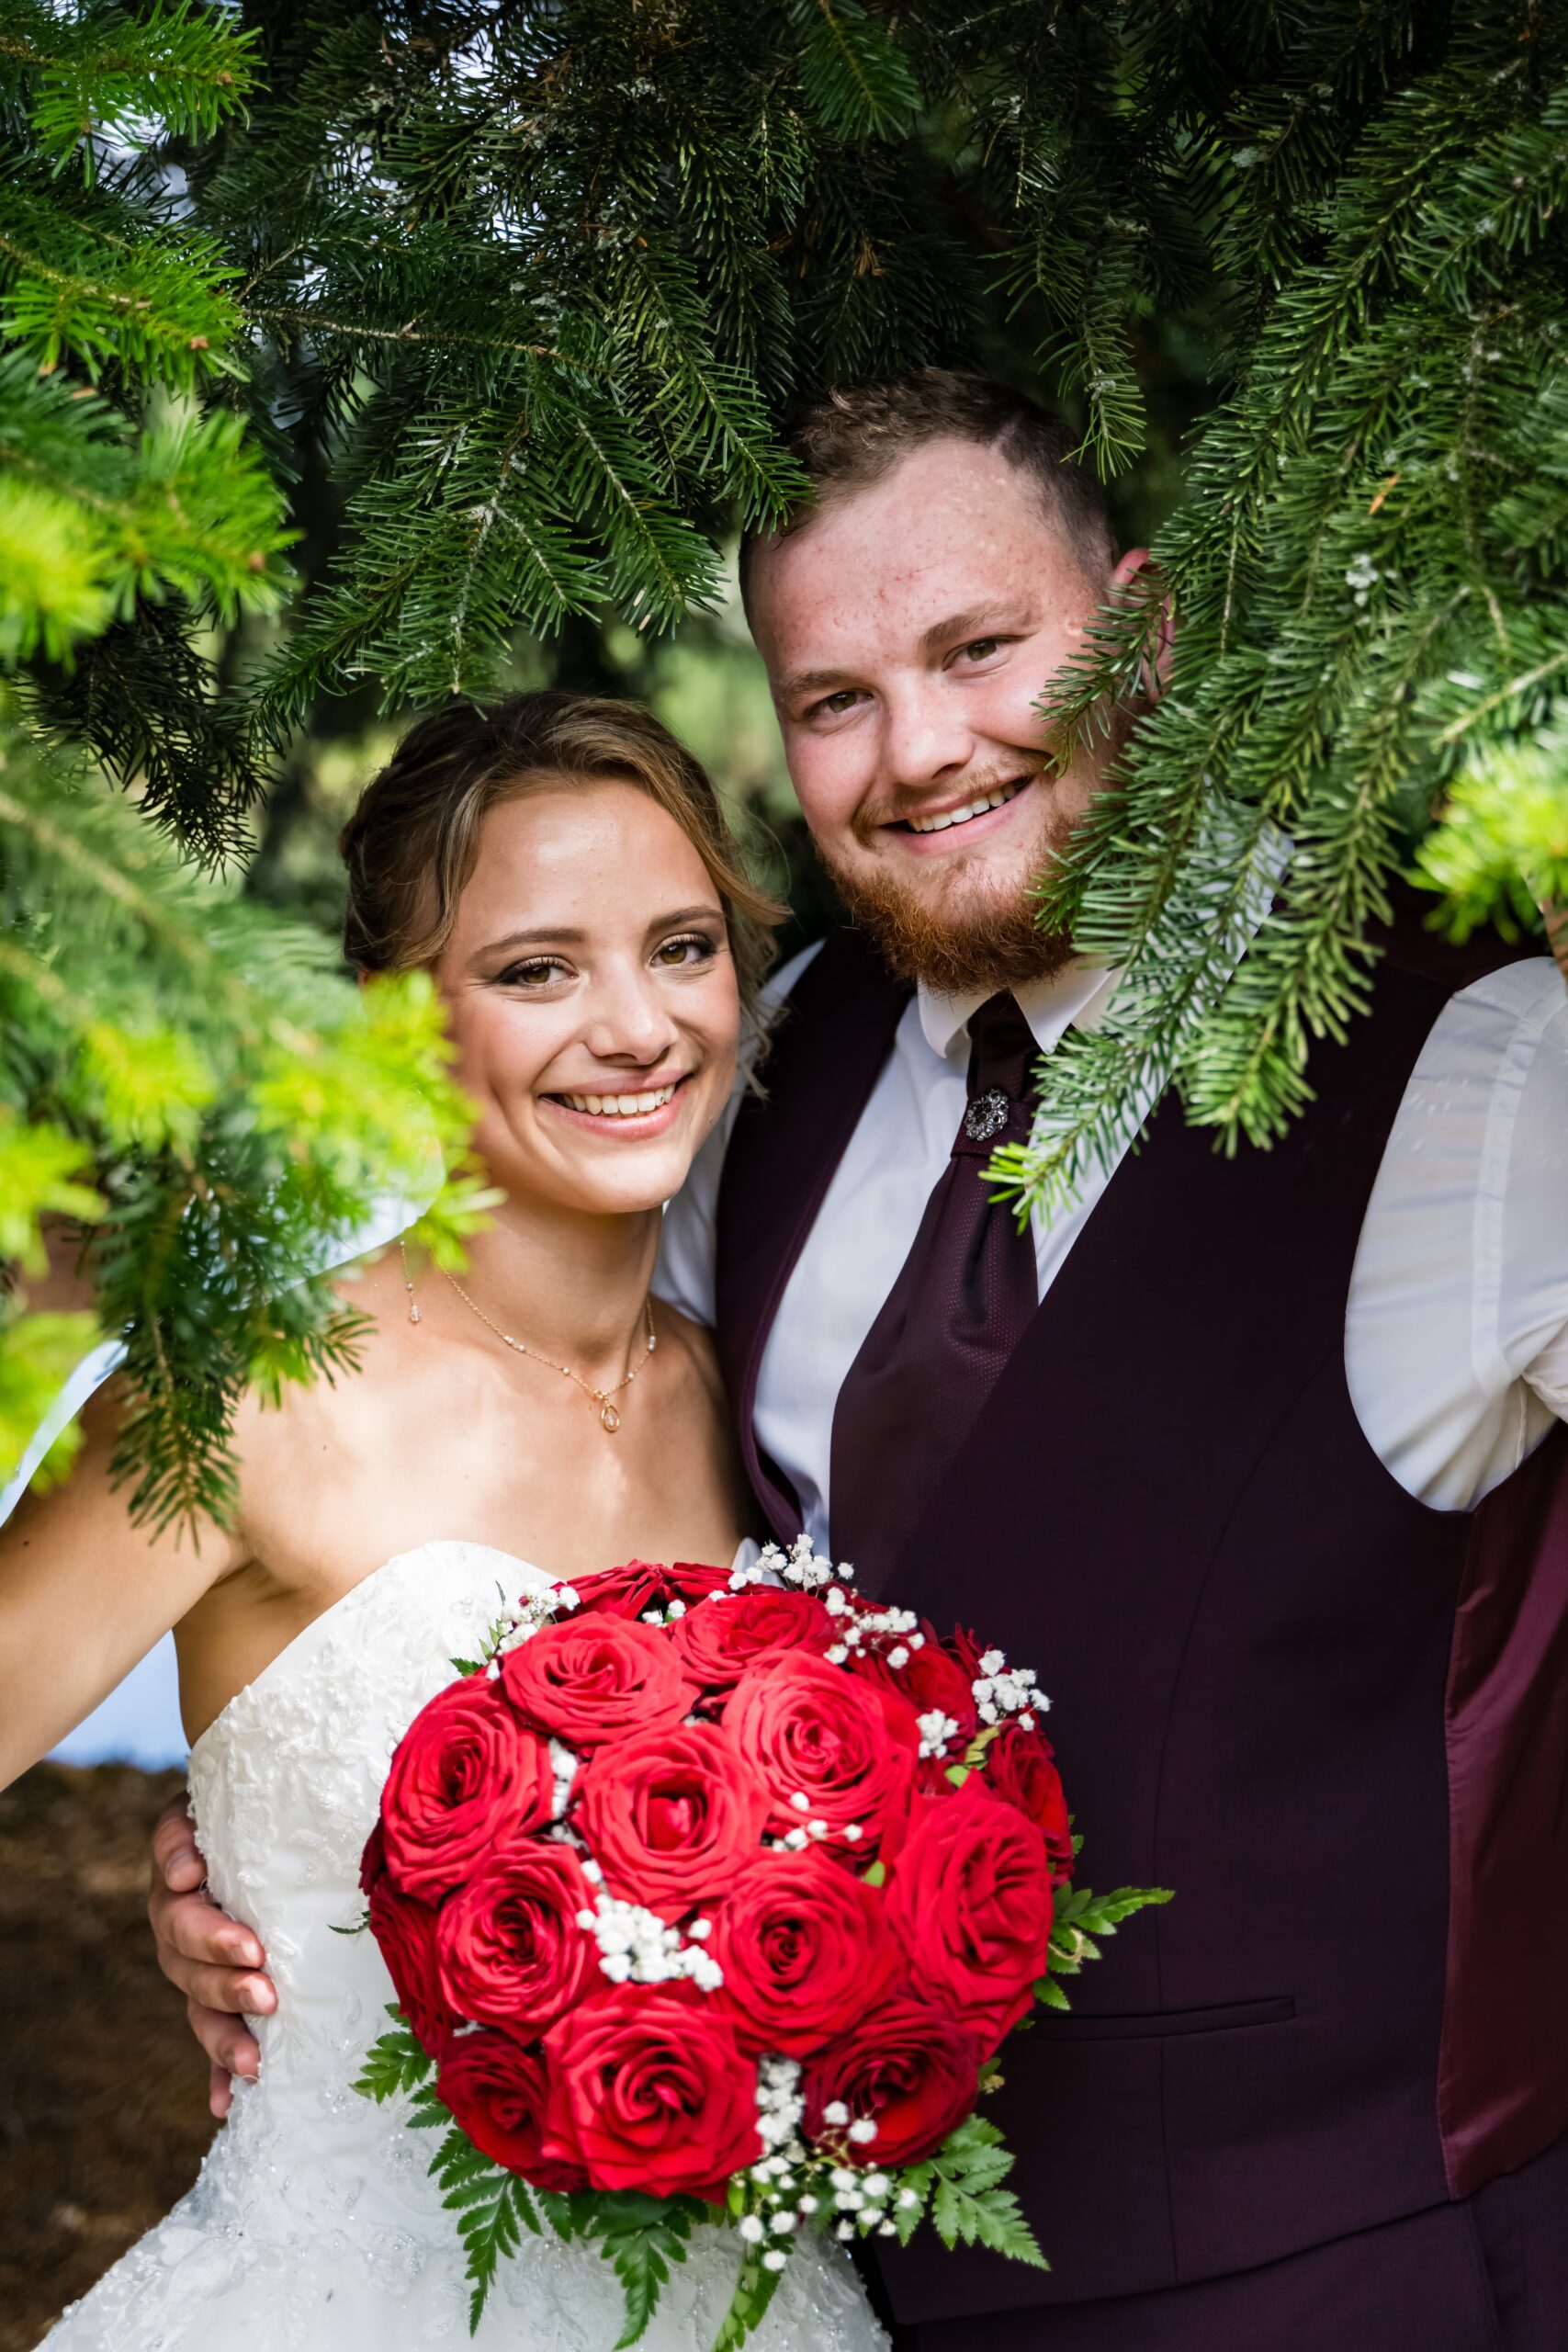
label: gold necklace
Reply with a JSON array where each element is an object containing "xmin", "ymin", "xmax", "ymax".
[{"xmin": 400, "ymin": 1238, "xmax": 656, "ymax": 1433}]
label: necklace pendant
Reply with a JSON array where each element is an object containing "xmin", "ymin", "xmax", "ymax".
[
  {"xmin": 407, "ymin": 1302, "xmax": 421, "ymax": 1323},
  {"xmin": 600, "ymin": 1402, "xmax": 622, "ymax": 1433}
]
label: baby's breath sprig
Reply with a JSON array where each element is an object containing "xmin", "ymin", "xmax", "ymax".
[
  {"xmin": 494, "ymin": 1579, "xmax": 581, "ymax": 1654},
  {"xmin": 571, "ymin": 1863, "xmax": 726, "ymax": 1992},
  {"xmin": 637, "ymin": 1598, "xmax": 692, "ymax": 1625},
  {"xmin": 750, "ymin": 1534, "xmax": 847, "ymax": 1593},
  {"xmin": 734, "ymin": 2078, "xmax": 905, "ymax": 2267},
  {"xmin": 970, "ymin": 1646, "xmax": 1047, "ymax": 1732}
]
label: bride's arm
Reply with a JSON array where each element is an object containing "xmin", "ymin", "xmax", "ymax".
[{"xmin": 0, "ymin": 1385, "xmax": 246, "ymax": 1791}]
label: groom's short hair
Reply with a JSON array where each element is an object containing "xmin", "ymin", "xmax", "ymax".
[{"xmin": 739, "ymin": 370, "xmax": 1114, "ymax": 603}]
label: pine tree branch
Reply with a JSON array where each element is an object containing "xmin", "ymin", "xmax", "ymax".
[
  {"xmin": 1438, "ymin": 639, "xmax": 1568, "ymax": 744},
  {"xmin": 248, "ymin": 305, "xmax": 581, "ymax": 366}
]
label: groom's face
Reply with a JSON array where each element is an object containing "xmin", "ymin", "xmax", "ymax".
[{"xmin": 748, "ymin": 437, "xmax": 1130, "ymax": 994}]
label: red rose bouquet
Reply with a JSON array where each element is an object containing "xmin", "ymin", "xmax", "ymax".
[{"xmin": 355, "ymin": 1541, "xmax": 1170, "ymax": 2342}]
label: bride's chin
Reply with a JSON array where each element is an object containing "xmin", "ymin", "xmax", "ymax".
[
  {"xmin": 496, "ymin": 1128, "xmax": 704, "ymax": 1218},
  {"xmin": 553, "ymin": 1162, "xmax": 691, "ymax": 1219}
]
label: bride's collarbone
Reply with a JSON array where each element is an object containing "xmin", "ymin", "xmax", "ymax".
[
  {"xmin": 165, "ymin": 1298, "xmax": 747, "ymax": 1740},
  {"xmin": 177, "ymin": 1327, "xmax": 745, "ymax": 1734}
]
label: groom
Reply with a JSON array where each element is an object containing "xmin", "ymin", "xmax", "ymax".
[{"xmin": 149, "ymin": 372, "xmax": 1568, "ymax": 2346}]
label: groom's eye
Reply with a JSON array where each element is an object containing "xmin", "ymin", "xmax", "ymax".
[
  {"xmin": 807, "ymin": 688, "xmax": 863, "ymax": 719},
  {"xmin": 958, "ymin": 637, "xmax": 1002, "ymax": 662}
]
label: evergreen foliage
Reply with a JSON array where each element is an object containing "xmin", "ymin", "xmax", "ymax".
[
  {"xmin": 2, "ymin": 0, "xmax": 1564, "ymax": 1498},
  {"xmin": 0, "ymin": 727, "xmax": 481, "ymax": 1515},
  {"xmin": 994, "ymin": 0, "xmax": 1568, "ymax": 1212}
]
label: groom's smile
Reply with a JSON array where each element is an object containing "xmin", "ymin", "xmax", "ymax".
[
  {"xmin": 867, "ymin": 763, "xmax": 1043, "ymax": 857},
  {"xmin": 896, "ymin": 774, "xmax": 1029, "ymax": 835}
]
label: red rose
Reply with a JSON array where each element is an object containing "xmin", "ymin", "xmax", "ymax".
[
  {"xmin": 671, "ymin": 1588, "xmax": 833, "ymax": 1691},
  {"xmin": 567, "ymin": 1560, "xmax": 734, "ymax": 1622},
  {"xmin": 710, "ymin": 1849, "xmax": 903, "ymax": 2056},
  {"xmin": 436, "ymin": 1842, "xmax": 597, "ymax": 2041},
  {"xmin": 985, "ymin": 1723, "xmax": 1075, "ymax": 1884},
  {"xmin": 359, "ymin": 1815, "xmax": 387, "ymax": 1896},
  {"xmin": 803, "ymin": 1996, "xmax": 979, "ymax": 2167},
  {"xmin": 574, "ymin": 1722, "xmax": 772, "ymax": 1915},
  {"xmin": 885, "ymin": 1777, "xmax": 1053, "ymax": 2052},
  {"xmin": 946, "ymin": 1625, "xmax": 985, "ymax": 1679},
  {"xmin": 542, "ymin": 1984, "xmax": 761, "ymax": 2199},
  {"xmin": 722, "ymin": 1654, "xmax": 919, "ymax": 1860},
  {"xmin": 500, "ymin": 1615, "xmax": 694, "ymax": 1751},
  {"xmin": 852, "ymin": 1625, "xmax": 978, "ymax": 1758},
  {"xmin": 367, "ymin": 1876, "xmax": 458, "ymax": 2058},
  {"xmin": 437, "ymin": 2031, "xmax": 587, "ymax": 2191},
  {"xmin": 380, "ymin": 1676, "xmax": 554, "ymax": 1902}
]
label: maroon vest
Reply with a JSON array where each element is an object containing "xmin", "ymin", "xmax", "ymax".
[{"xmin": 715, "ymin": 911, "xmax": 1568, "ymax": 2321}]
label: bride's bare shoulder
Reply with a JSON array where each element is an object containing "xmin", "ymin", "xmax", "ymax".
[
  {"xmin": 223, "ymin": 1243, "xmax": 491, "ymax": 1576},
  {"xmin": 228, "ymin": 1247, "xmax": 434, "ymax": 1468}
]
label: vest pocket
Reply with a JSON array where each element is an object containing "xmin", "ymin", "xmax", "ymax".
[{"xmin": 1038, "ymin": 1992, "xmax": 1295, "ymax": 2041}]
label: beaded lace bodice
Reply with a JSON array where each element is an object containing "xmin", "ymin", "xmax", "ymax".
[{"xmin": 42, "ymin": 1541, "xmax": 884, "ymax": 2351}]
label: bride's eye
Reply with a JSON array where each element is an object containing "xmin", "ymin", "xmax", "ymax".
[
  {"xmin": 495, "ymin": 956, "xmax": 570, "ymax": 988},
  {"xmin": 652, "ymin": 932, "xmax": 720, "ymax": 969}
]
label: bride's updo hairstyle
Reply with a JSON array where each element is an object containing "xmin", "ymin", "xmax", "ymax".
[{"xmin": 340, "ymin": 693, "xmax": 783, "ymax": 1018}]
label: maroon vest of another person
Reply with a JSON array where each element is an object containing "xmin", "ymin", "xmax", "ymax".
[{"xmin": 714, "ymin": 910, "xmax": 1568, "ymax": 2324}]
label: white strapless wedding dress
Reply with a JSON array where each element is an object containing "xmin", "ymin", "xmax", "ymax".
[{"xmin": 42, "ymin": 1542, "xmax": 886, "ymax": 2352}]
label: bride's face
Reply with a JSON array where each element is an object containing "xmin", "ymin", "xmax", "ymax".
[{"xmin": 434, "ymin": 779, "xmax": 741, "ymax": 1219}]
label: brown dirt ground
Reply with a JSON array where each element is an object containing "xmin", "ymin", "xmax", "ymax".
[{"xmin": 0, "ymin": 1762, "xmax": 214, "ymax": 2350}]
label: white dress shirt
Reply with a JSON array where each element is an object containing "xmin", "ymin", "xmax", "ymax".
[{"xmin": 657, "ymin": 944, "xmax": 1568, "ymax": 1549}]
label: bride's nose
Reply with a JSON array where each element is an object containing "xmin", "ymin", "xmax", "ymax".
[{"xmin": 578, "ymin": 964, "xmax": 682, "ymax": 1068}]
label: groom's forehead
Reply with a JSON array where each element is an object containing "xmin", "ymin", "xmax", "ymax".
[
  {"xmin": 761, "ymin": 437, "xmax": 1056, "ymax": 569},
  {"xmin": 746, "ymin": 447, "xmax": 1077, "ymax": 671}
]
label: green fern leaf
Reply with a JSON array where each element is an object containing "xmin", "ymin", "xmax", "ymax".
[
  {"xmin": 930, "ymin": 2179, "xmax": 1050, "ymax": 2268},
  {"xmin": 353, "ymin": 2021, "xmax": 434, "ymax": 2103},
  {"xmin": 457, "ymin": 2172, "xmax": 531, "ymax": 2335},
  {"xmin": 711, "ymin": 2245, "xmax": 786, "ymax": 2351}
]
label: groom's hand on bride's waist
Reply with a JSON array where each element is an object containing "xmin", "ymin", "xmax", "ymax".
[{"xmin": 149, "ymin": 1792, "xmax": 276, "ymax": 2118}]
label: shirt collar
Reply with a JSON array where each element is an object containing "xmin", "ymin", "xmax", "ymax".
[{"xmin": 917, "ymin": 956, "xmax": 1122, "ymax": 1065}]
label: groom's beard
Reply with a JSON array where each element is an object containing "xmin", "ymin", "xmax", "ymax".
[
  {"xmin": 823, "ymin": 851, "xmax": 1076, "ymax": 998},
  {"xmin": 815, "ymin": 781, "xmax": 1077, "ymax": 997}
]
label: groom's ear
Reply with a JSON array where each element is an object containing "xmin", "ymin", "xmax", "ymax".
[{"xmin": 1109, "ymin": 548, "xmax": 1175, "ymax": 698}]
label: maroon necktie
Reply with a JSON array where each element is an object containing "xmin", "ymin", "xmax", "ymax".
[{"xmin": 828, "ymin": 991, "xmax": 1041, "ymax": 1583}]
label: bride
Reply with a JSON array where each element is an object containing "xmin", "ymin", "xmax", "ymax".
[{"xmin": 0, "ymin": 692, "xmax": 886, "ymax": 2351}]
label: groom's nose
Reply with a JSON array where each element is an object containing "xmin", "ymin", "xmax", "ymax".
[{"xmin": 878, "ymin": 673, "xmax": 976, "ymax": 795}]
